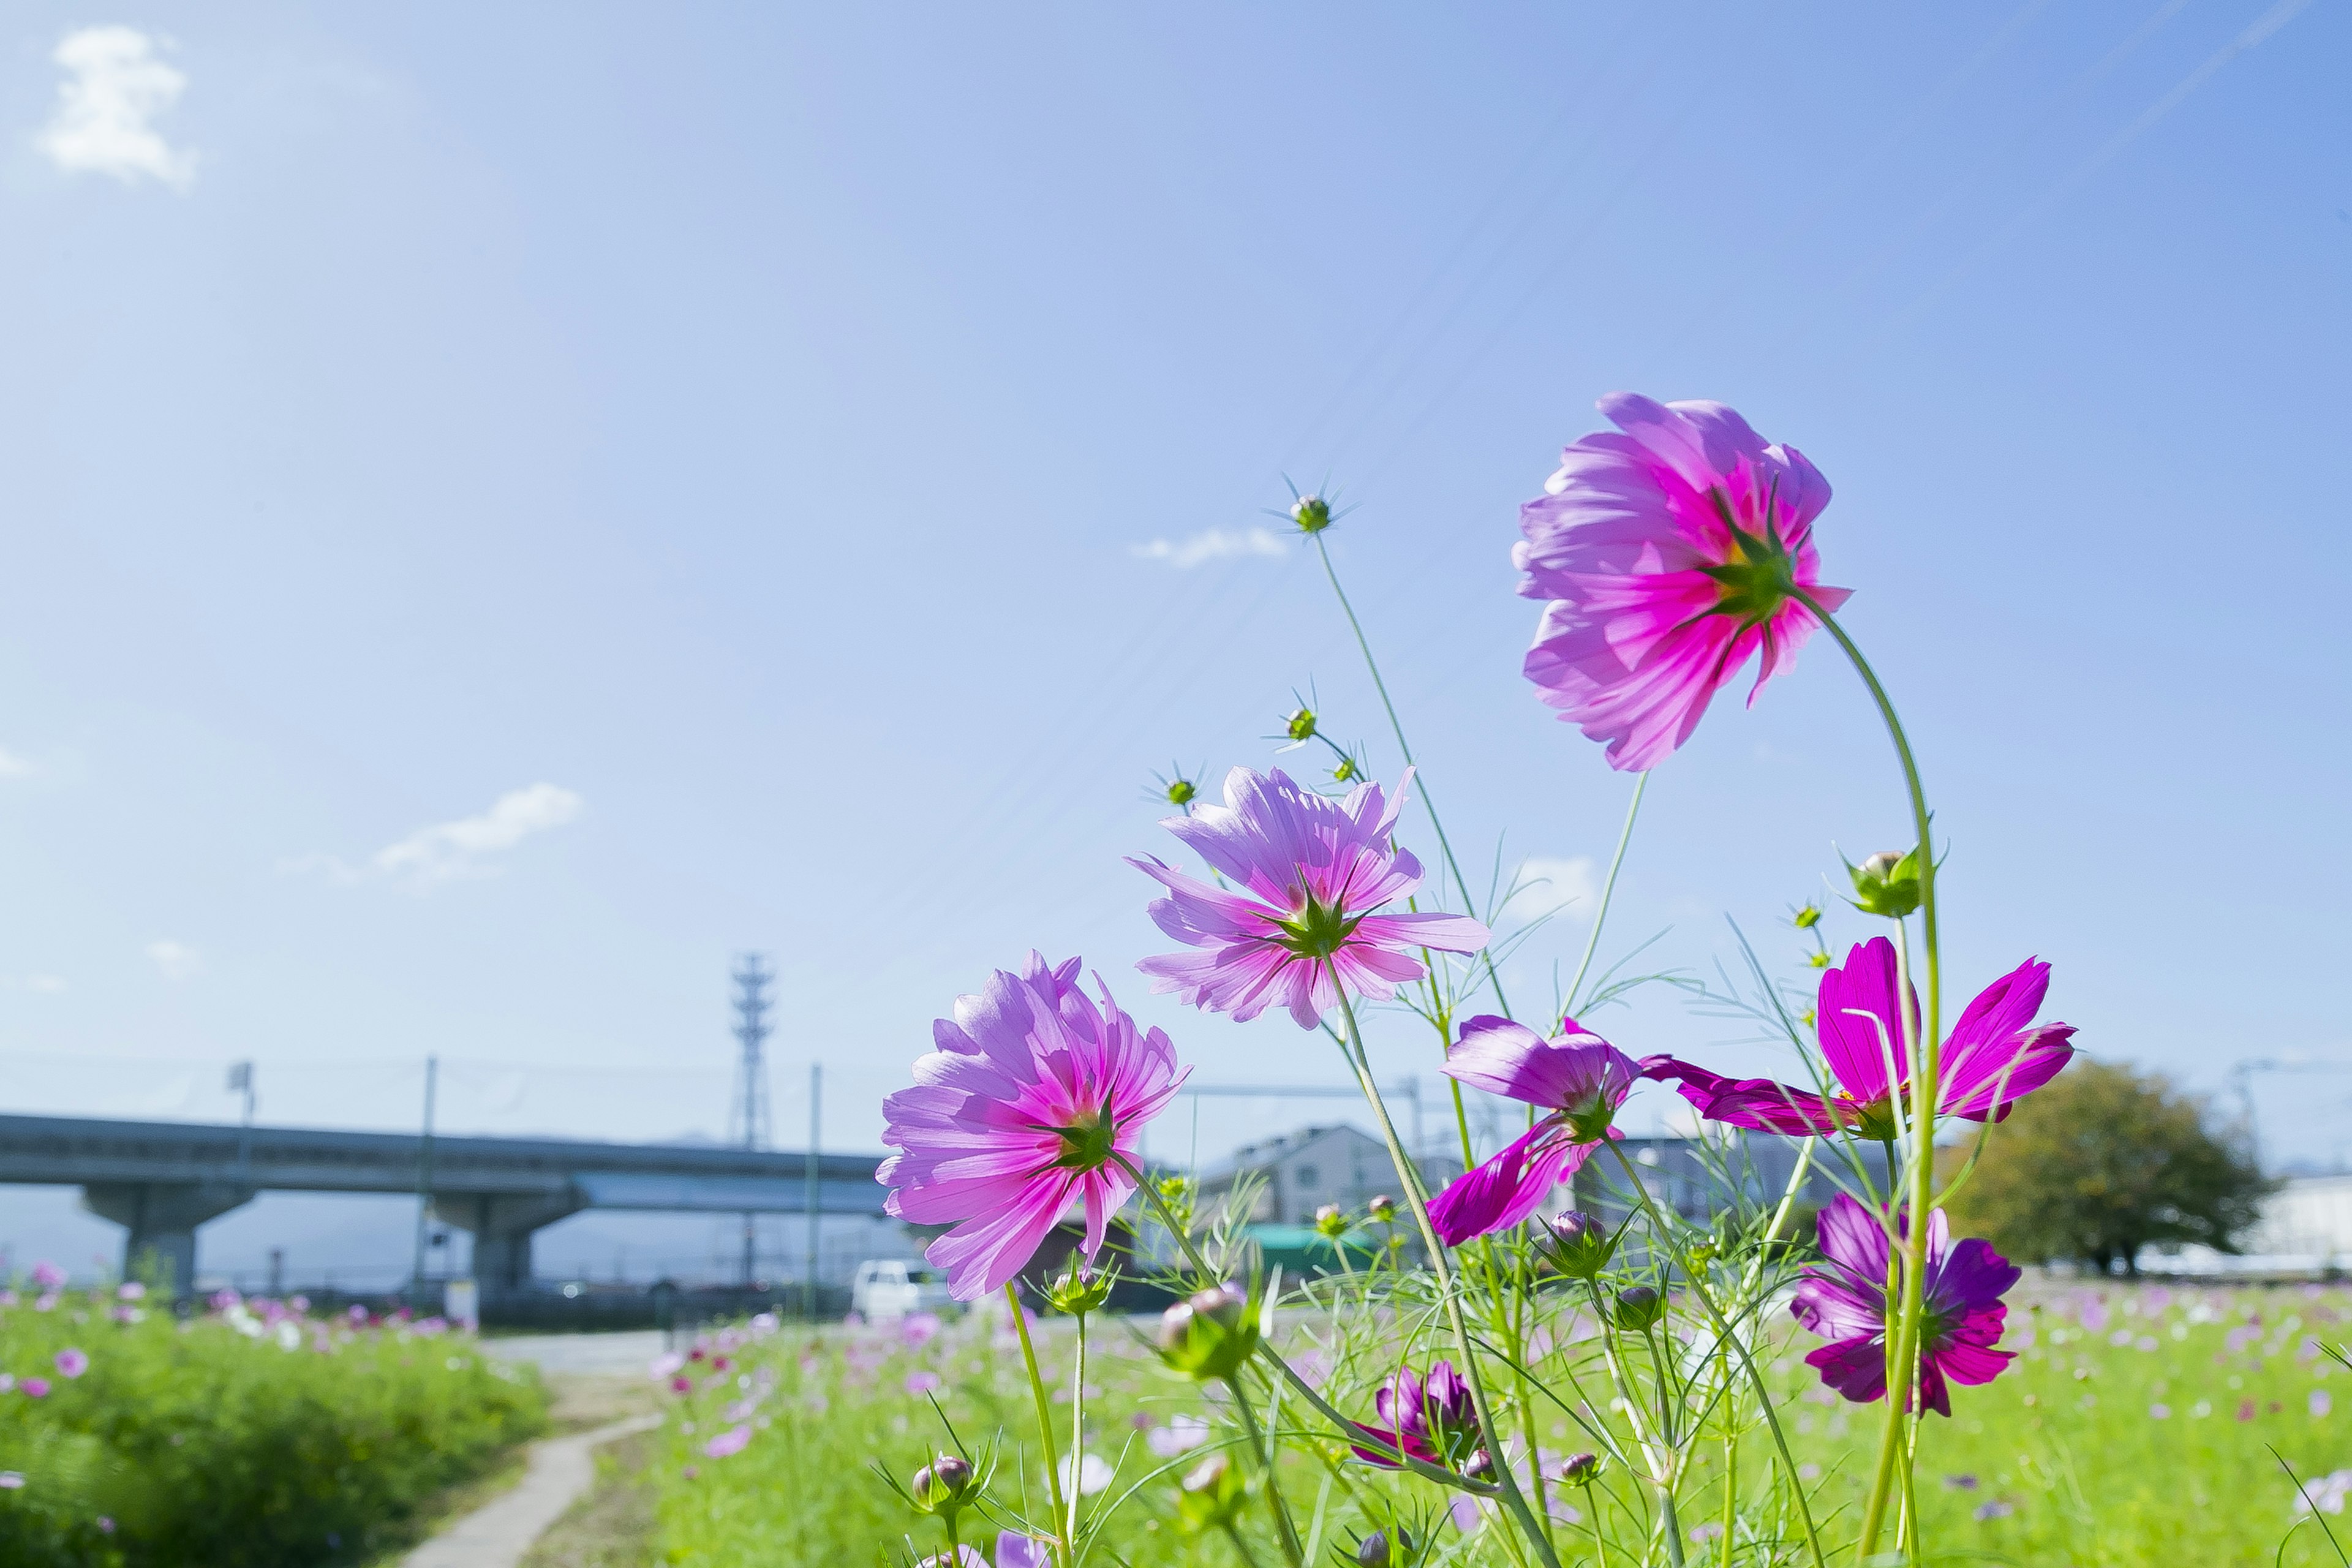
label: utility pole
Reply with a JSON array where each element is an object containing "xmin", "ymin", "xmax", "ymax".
[
  {"xmin": 728, "ymin": 956, "xmax": 774, "ymax": 1289},
  {"xmin": 410, "ymin": 1055, "xmax": 438, "ymax": 1303},
  {"xmin": 226, "ymin": 1061, "xmax": 255, "ymax": 1187},
  {"xmin": 804, "ymin": 1062, "xmax": 820, "ymax": 1320}
]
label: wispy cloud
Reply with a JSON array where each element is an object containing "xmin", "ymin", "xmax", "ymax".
[
  {"xmin": 0, "ymin": 973, "xmax": 66, "ymax": 993},
  {"xmin": 146, "ymin": 939, "xmax": 202, "ymax": 981},
  {"xmin": 1130, "ymin": 527, "xmax": 1287, "ymax": 569},
  {"xmin": 36, "ymin": 27, "xmax": 196, "ymax": 190},
  {"xmin": 286, "ymin": 783, "xmax": 587, "ymax": 888},
  {"xmin": 1502, "ymin": 856, "xmax": 1600, "ymax": 922}
]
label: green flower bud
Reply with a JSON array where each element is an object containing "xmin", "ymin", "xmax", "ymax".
[
  {"xmin": 1611, "ymin": 1285, "xmax": 1664, "ymax": 1333},
  {"xmin": 910, "ymin": 1453, "xmax": 978, "ymax": 1516},
  {"xmin": 1045, "ymin": 1257, "xmax": 1114, "ymax": 1316},
  {"xmin": 1313, "ymin": 1204, "xmax": 1350, "ymax": 1240},
  {"xmin": 1366, "ymin": 1194, "xmax": 1395, "ymax": 1223},
  {"xmin": 1844, "ymin": 847, "xmax": 1922, "ymax": 919},
  {"xmin": 1285, "ymin": 707, "xmax": 1317, "ymax": 743},
  {"xmin": 1792, "ymin": 902, "xmax": 1822, "ymax": 930},
  {"xmin": 1355, "ymin": 1526, "xmax": 1417, "ymax": 1566},
  {"xmin": 1541, "ymin": 1210, "xmax": 1615, "ymax": 1281},
  {"xmin": 1558, "ymin": 1451, "xmax": 1602, "ymax": 1486},
  {"xmin": 1807, "ymin": 951, "xmax": 1831, "ymax": 968},
  {"xmin": 1165, "ymin": 777, "xmax": 1196, "ymax": 807},
  {"xmin": 1291, "ymin": 494, "xmax": 1332, "ymax": 534},
  {"xmin": 1175, "ymin": 1452, "xmax": 1250, "ymax": 1532},
  {"xmin": 1156, "ymin": 1284, "xmax": 1259, "ymax": 1382},
  {"xmin": 1331, "ymin": 753, "xmax": 1358, "ymax": 784}
]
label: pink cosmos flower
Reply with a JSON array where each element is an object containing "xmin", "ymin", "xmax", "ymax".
[
  {"xmin": 1348, "ymin": 1359, "xmax": 1480, "ymax": 1469},
  {"xmin": 996, "ymin": 1538, "xmax": 1049, "ymax": 1568},
  {"xmin": 53, "ymin": 1349, "xmax": 87, "ymax": 1379},
  {"xmin": 20, "ymin": 1378, "xmax": 49, "ymax": 1400},
  {"xmin": 1130, "ymin": 766, "xmax": 1489, "ymax": 1028},
  {"xmin": 1425, "ymin": 1017, "xmax": 1640, "ymax": 1244},
  {"xmin": 28, "ymin": 1262, "xmax": 64, "ymax": 1291},
  {"xmin": 701, "ymin": 1424, "xmax": 752, "ymax": 1459},
  {"xmin": 1644, "ymin": 937, "xmax": 2075, "ymax": 1136},
  {"xmin": 1792, "ymin": 1194, "xmax": 2017, "ymax": 1416},
  {"xmin": 880, "ymin": 953, "xmax": 1187, "ymax": 1300},
  {"xmin": 1515, "ymin": 393, "xmax": 1850, "ymax": 772}
]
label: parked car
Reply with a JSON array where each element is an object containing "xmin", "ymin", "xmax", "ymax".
[{"xmin": 850, "ymin": 1258, "xmax": 954, "ymax": 1320}]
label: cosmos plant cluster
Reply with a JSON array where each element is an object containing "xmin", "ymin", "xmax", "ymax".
[{"xmin": 872, "ymin": 395, "xmax": 2084, "ymax": 1568}]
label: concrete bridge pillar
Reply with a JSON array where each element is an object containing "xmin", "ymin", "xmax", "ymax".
[
  {"xmin": 430, "ymin": 1191, "xmax": 584, "ymax": 1296},
  {"xmin": 80, "ymin": 1181, "xmax": 252, "ymax": 1298}
]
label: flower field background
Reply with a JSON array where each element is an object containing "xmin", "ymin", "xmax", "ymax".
[
  {"xmin": 0, "ymin": 1280, "xmax": 547, "ymax": 1567},
  {"xmin": 646, "ymin": 1285, "xmax": 2352, "ymax": 1567}
]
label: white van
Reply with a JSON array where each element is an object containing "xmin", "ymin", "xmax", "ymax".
[{"xmin": 850, "ymin": 1258, "xmax": 954, "ymax": 1321}]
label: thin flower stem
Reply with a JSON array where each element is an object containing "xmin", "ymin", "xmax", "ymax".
[
  {"xmin": 1006, "ymin": 1283, "xmax": 1072, "ymax": 1568},
  {"xmin": 1221, "ymin": 1519, "xmax": 1269, "ymax": 1568},
  {"xmin": 1322, "ymin": 960, "xmax": 1564, "ymax": 1568},
  {"xmin": 1602, "ymin": 1140, "xmax": 1827, "ymax": 1568},
  {"xmin": 1564, "ymin": 771, "xmax": 1649, "ymax": 1017},
  {"xmin": 1585, "ymin": 1280, "xmax": 1678, "ymax": 1562},
  {"xmin": 1068, "ymin": 1309, "xmax": 1089, "ymax": 1551},
  {"xmin": 1310, "ymin": 532, "xmax": 1512, "ymax": 1018},
  {"xmin": 1227, "ymin": 1374, "xmax": 1308, "ymax": 1568},
  {"xmin": 1793, "ymin": 589, "xmax": 1942, "ymax": 1562},
  {"xmin": 1718, "ymin": 1348, "xmax": 1738, "ymax": 1568}
]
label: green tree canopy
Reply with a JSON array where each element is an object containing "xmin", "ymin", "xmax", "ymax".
[{"xmin": 1943, "ymin": 1059, "xmax": 2267, "ymax": 1276}]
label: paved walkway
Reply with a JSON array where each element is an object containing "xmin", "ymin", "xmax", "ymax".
[
  {"xmin": 484, "ymin": 1329, "xmax": 669, "ymax": 1378},
  {"xmin": 401, "ymin": 1412, "xmax": 663, "ymax": 1568}
]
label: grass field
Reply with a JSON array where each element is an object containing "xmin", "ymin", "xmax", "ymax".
[{"xmin": 642, "ymin": 1281, "xmax": 2352, "ymax": 1567}]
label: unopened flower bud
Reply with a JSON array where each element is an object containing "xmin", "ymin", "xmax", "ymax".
[
  {"xmin": 1357, "ymin": 1526, "xmax": 1417, "ymax": 1566},
  {"xmin": 1612, "ymin": 1285, "xmax": 1664, "ymax": 1332},
  {"xmin": 1542, "ymin": 1210, "xmax": 1614, "ymax": 1280},
  {"xmin": 1366, "ymin": 1194, "xmax": 1395, "ymax": 1223},
  {"xmin": 911, "ymin": 1452, "xmax": 977, "ymax": 1515},
  {"xmin": 1164, "ymin": 776, "xmax": 1197, "ymax": 807},
  {"xmin": 1559, "ymin": 1451, "xmax": 1601, "ymax": 1485},
  {"xmin": 1291, "ymin": 494, "xmax": 1332, "ymax": 533},
  {"xmin": 1156, "ymin": 1283, "xmax": 1259, "ymax": 1382},
  {"xmin": 1793, "ymin": 902, "xmax": 1822, "ymax": 930},
  {"xmin": 1045, "ymin": 1257, "xmax": 1114, "ymax": 1316},
  {"xmin": 1331, "ymin": 753, "xmax": 1359, "ymax": 783},
  {"xmin": 1285, "ymin": 707, "xmax": 1317, "ymax": 742},
  {"xmin": 1313, "ymin": 1204, "xmax": 1350, "ymax": 1240},
  {"xmin": 1845, "ymin": 847, "xmax": 1922, "ymax": 919},
  {"xmin": 1462, "ymin": 1448, "xmax": 1493, "ymax": 1482}
]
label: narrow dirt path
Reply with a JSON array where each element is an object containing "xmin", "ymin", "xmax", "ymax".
[{"xmin": 399, "ymin": 1412, "xmax": 662, "ymax": 1568}]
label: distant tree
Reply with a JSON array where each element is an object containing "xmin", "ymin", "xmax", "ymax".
[{"xmin": 1942, "ymin": 1059, "xmax": 2267, "ymax": 1276}]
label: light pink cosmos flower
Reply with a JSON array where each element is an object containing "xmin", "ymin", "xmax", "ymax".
[
  {"xmin": 28, "ymin": 1262, "xmax": 64, "ymax": 1291},
  {"xmin": 1427, "ymin": 1017, "xmax": 1640, "ymax": 1243},
  {"xmin": 21, "ymin": 1378, "xmax": 49, "ymax": 1400},
  {"xmin": 701, "ymin": 1424, "xmax": 752, "ymax": 1459},
  {"xmin": 880, "ymin": 954, "xmax": 1187, "ymax": 1300},
  {"xmin": 1515, "ymin": 393, "xmax": 1850, "ymax": 772},
  {"xmin": 1130, "ymin": 766, "xmax": 1489, "ymax": 1028},
  {"xmin": 53, "ymin": 1349, "xmax": 88, "ymax": 1379}
]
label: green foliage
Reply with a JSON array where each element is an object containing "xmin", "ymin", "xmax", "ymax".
[
  {"xmin": 1946, "ymin": 1059, "xmax": 2269, "ymax": 1274},
  {"xmin": 0, "ymin": 1291, "xmax": 546, "ymax": 1567}
]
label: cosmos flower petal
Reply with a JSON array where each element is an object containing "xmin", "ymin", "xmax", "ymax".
[{"xmin": 1638, "ymin": 1057, "xmax": 1841, "ymax": 1135}]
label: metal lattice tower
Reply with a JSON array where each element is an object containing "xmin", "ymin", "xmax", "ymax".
[{"xmin": 727, "ymin": 954, "xmax": 775, "ymax": 1153}]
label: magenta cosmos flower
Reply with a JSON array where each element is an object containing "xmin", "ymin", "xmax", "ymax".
[
  {"xmin": 1426, "ymin": 1017, "xmax": 1640, "ymax": 1244},
  {"xmin": 1793, "ymin": 1194, "xmax": 2018, "ymax": 1415},
  {"xmin": 1348, "ymin": 1359, "xmax": 1481, "ymax": 1469},
  {"xmin": 880, "ymin": 953, "xmax": 1187, "ymax": 1300},
  {"xmin": 1645, "ymin": 937, "xmax": 2075, "ymax": 1137},
  {"xmin": 1515, "ymin": 393, "xmax": 1850, "ymax": 772},
  {"xmin": 1129, "ymin": 766, "xmax": 1488, "ymax": 1028}
]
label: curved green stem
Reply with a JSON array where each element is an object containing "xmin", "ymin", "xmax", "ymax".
[
  {"xmin": 1310, "ymin": 532, "xmax": 1511, "ymax": 1017},
  {"xmin": 1227, "ymin": 1375, "xmax": 1307, "ymax": 1568},
  {"xmin": 1563, "ymin": 771, "xmax": 1648, "ymax": 1018},
  {"xmin": 1322, "ymin": 960, "xmax": 1563, "ymax": 1568},
  {"xmin": 1795, "ymin": 589, "xmax": 1941, "ymax": 1561},
  {"xmin": 1006, "ymin": 1283, "xmax": 1071, "ymax": 1568},
  {"xmin": 1068, "ymin": 1309, "xmax": 1089, "ymax": 1551}
]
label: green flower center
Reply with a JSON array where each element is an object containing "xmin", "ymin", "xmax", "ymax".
[
  {"xmin": 1696, "ymin": 486, "xmax": 1799, "ymax": 626},
  {"xmin": 1273, "ymin": 892, "xmax": 1362, "ymax": 960},
  {"xmin": 1052, "ymin": 1106, "xmax": 1118, "ymax": 1171}
]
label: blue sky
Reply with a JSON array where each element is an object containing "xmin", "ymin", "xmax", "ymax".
[{"xmin": 0, "ymin": 3, "xmax": 2346, "ymax": 1277}]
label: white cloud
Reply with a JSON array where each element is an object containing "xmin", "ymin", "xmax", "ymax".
[
  {"xmin": 0, "ymin": 973, "xmax": 66, "ymax": 993},
  {"xmin": 1130, "ymin": 527, "xmax": 1287, "ymax": 569},
  {"xmin": 296, "ymin": 782, "xmax": 587, "ymax": 888},
  {"xmin": 36, "ymin": 27, "xmax": 196, "ymax": 190},
  {"xmin": 146, "ymin": 939, "xmax": 202, "ymax": 980},
  {"xmin": 1502, "ymin": 855, "xmax": 1600, "ymax": 922}
]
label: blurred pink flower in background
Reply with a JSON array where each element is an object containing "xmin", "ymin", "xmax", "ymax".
[
  {"xmin": 899, "ymin": 1312, "xmax": 942, "ymax": 1348},
  {"xmin": 702, "ymin": 1425, "xmax": 752, "ymax": 1459},
  {"xmin": 53, "ymin": 1349, "xmax": 87, "ymax": 1379},
  {"xmin": 21, "ymin": 1379, "xmax": 49, "ymax": 1400},
  {"xmin": 115, "ymin": 1283, "xmax": 143, "ymax": 1302},
  {"xmin": 1514, "ymin": 393, "xmax": 1847, "ymax": 772},
  {"xmin": 1131, "ymin": 767, "xmax": 1487, "ymax": 1028},
  {"xmin": 2315, "ymin": 1390, "xmax": 2334, "ymax": 1418},
  {"xmin": 880, "ymin": 953, "xmax": 1186, "ymax": 1298},
  {"xmin": 997, "ymin": 1536, "xmax": 1049, "ymax": 1568},
  {"xmin": 1147, "ymin": 1414, "xmax": 1210, "ymax": 1457},
  {"xmin": 28, "ymin": 1262, "xmax": 64, "ymax": 1290},
  {"xmin": 904, "ymin": 1370, "xmax": 943, "ymax": 1395},
  {"xmin": 0, "ymin": 1474, "xmax": 21, "ymax": 1490}
]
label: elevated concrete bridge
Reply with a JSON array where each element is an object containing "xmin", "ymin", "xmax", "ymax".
[{"xmin": 0, "ymin": 1113, "xmax": 887, "ymax": 1297}]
